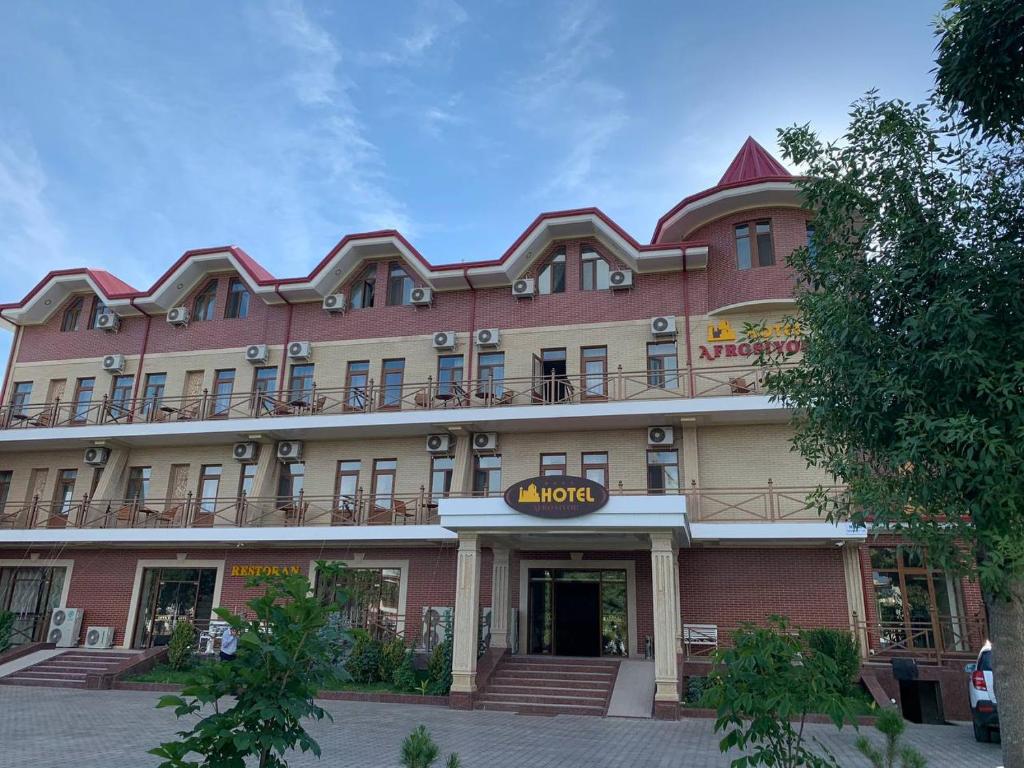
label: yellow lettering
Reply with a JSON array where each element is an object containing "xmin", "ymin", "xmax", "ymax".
[
  {"xmin": 584, "ymin": 487, "xmax": 594, "ymax": 503},
  {"xmin": 540, "ymin": 488, "xmax": 552, "ymax": 502}
]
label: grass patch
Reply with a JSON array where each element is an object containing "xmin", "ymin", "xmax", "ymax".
[{"xmin": 124, "ymin": 660, "xmax": 216, "ymax": 684}]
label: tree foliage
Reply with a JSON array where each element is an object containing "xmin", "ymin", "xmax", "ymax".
[
  {"xmin": 934, "ymin": 0, "xmax": 1024, "ymax": 140},
  {"xmin": 856, "ymin": 709, "xmax": 927, "ymax": 768},
  {"xmin": 167, "ymin": 620, "xmax": 196, "ymax": 672},
  {"xmin": 149, "ymin": 561, "xmax": 351, "ymax": 768},
  {"xmin": 0, "ymin": 609, "xmax": 13, "ymax": 654},
  {"xmin": 399, "ymin": 725, "xmax": 461, "ymax": 768}
]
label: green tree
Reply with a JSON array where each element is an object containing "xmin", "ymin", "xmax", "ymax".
[
  {"xmin": 856, "ymin": 708, "xmax": 927, "ymax": 768},
  {"xmin": 761, "ymin": 93, "xmax": 1024, "ymax": 765},
  {"xmin": 149, "ymin": 561, "xmax": 351, "ymax": 768},
  {"xmin": 0, "ymin": 609, "xmax": 14, "ymax": 654},
  {"xmin": 400, "ymin": 725, "xmax": 460, "ymax": 768},
  {"xmin": 935, "ymin": 0, "xmax": 1024, "ymax": 140},
  {"xmin": 166, "ymin": 620, "xmax": 196, "ymax": 672},
  {"xmin": 701, "ymin": 617, "xmax": 852, "ymax": 767}
]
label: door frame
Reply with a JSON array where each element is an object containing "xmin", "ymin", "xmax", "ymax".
[
  {"xmin": 517, "ymin": 558, "xmax": 638, "ymax": 659},
  {"xmin": 123, "ymin": 558, "xmax": 225, "ymax": 649},
  {"xmin": 0, "ymin": 558, "xmax": 74, "ymax": 642}
]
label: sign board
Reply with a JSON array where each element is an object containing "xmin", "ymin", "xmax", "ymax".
[
  {"xmin": 503, "ymin": 475, "xmax": 609, "ymax": 519},
  {"xmin": 230, "ymin": 565, "xmax": 302, "ymax": 578}
]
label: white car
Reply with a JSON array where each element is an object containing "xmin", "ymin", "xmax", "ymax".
[{"xmin": 966, "ymin": 642, "xmax": 998, "ymax": 742}]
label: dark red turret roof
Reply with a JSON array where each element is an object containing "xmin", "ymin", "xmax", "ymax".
[{"xmin": 718, "ymin": 136, "xmax": 791, "ymax": 185}]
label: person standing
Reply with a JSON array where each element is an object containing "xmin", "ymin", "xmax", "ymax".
[{"xmin": 219, "ymin": 627, "xmax": 239, "ymax": 662}]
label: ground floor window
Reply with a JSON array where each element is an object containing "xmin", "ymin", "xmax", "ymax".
[
  {"xmin": 0, "ymin": 566, "xmax": 66, "ymax": 645},
  {"xmin": 315, "ymin": 565, "xmax": 401, "ymax": 635},
  {"xmin": 133, "ymin": 567, "xmax": 217, "ymax": 648},
  {"xmin": 527, "ymin": 568, "xmax": 627, "ymax": 657},
  {"xmin": 870, "ymin": 546, "xmax": 967, "ymax": 651}
]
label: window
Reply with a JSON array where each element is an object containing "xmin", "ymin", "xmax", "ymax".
[
  {"xmin": 142, "ymin": 373, "xmax": 166, "ymax": 419},
  {"xmin": 350, "ymin": 267, "xmax": 376, "ymax": 309},
  {"xmin": 192, "ymin": 280, "xmax": 218, "ymax": 321},
  {"xmin": 379, "ymin": 359, "xmax": 405, "ymax": 409},
  {"xmin": 237, "ymin": 463, "xmax": 258, "ymax": 499},
  {"xmin": 277, "ymin": 462, "xmax": 305, "ymax": 505},
  {"xmin": 473, "ymin": 455, "xmax": 501, "ymax": 496},
  {"xmin": 386, "ymin": 264, "xmax": 414, "ymax": 306},
  {"xmin": 10, "ymin": 382, "xmax": 32, "ymax": 415},
  {"xmin": 581, "ymin": 346, "xmax": 608, "ymax": 399},
  {"xmin": 582, "ymin": 452, "xmax": 609, "ymax": 487},
  {"xmin": 126, "ymin": 467, "xmax": 151, "ymax": 503},
  {"xmin": 224, "ymin": 277, "xmax": 250, "ymax": 319},
  {"xmin": 647, "ymin": 342, "xmax": 679, "ymax": 389},
  {"xmin": 315, "ymin": 566, "xmax": 401, "ymax": 633},
  {"xmin": 735, "ymin": 220, "xmax": 774, "ymax": 269},
  {"xmin": 288, "ymin": 364, "xmax": 315, "ymax": 404},
  {"xmin": 806, "ymin": 222, "xmax": 817, "ymax": 261},
  {"xmin": 61, "ymin": 297, "xmax": 83, "ymax": 332},
  {"xmin": 335, "ymin": 460, "xmax": 361, "ymax": 512},
  {"xmin": 537, "ymin": 250, "xmax": 566, "ymax": 294},
  {"xmin": 647, "ymin": 450, "xmax": 679, "ymax": 493},
  {"xmin": 437, "ymin": 355, "xmax": 464, "ymax": 399},
  {"xmin": 536, "ymin": 348, "xmax": 569, "ymax": 403},
  {"xmin": 344, "ymin": 361, "xmax": 370, "ymax": 410},
  {"xmin": 429, "ymin": 456, "xmax": 453, "ymax": 502},
  {"xmin": 210, "ymin": 369, "xmax": 236, "ymax": 418},
  {"xmin": 0, "ymin": 471, "xmax": 11, "ymax": 512},
  {"xmin": 87, "ymin": 297, "xmax": 108, "ymax": 330},
  {"xmin": 71, "ymin": 377, "xmax": 95, "ymax": 424},
  {"xmin": 540, "ymin": 453, "xmax": 567, "ymax": 477},
  {"xmin": 477, "ymin": 352, "xmax": 505, "ymax": 398},
  {"xmin": 252, "ymin": 366, "xmax": 278, "ymax": 414},
  {"xmin": 581, "ymin": 248, "xmax": 610, "ymax": 291},
  {"xmin": 109, "ymin": 375, "xmax": 135, "ymax": 420},
  {"xmin": 371, "ymin": 459, "xmax": 398, "ymax": 510},
  {"xmin": 53, "ymin": 469, "xmax": 77, "ymax": 516},
  {"xmin": 196, "ymin": 465, "xmax": 222, "ymax": 516}
]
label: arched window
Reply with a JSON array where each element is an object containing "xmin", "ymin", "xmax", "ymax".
[
  {"xmin": 386, "ymin": 264, "xmax": 414, "ymax": 306},
  {"xmin": 87, "ymin": 297, "xmax": 108, "ymax": 329},
  {"xmin": 225, "ymin": 277, "xmax": 251, "ymax": 319},
  {"xmin": 581, "ymin": 248, "xmax": 610, "ymax": 291},
  {"xmin": 350, "ymin": 267, "xmax": 376, "ymax": 309},
  {"xmin": 537, "ymin": 250, "xmax": 566, "ymax": 295},
  {"xmin": 192, "ymin": 280, "xmax": 218, "ymax": 321},
  {"xmin": 61, "ymin": 297, "xmax": 84, "ymax": 332}
]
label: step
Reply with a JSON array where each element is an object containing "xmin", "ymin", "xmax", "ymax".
[
  {"xmin": 36, "ymin": 660, "xmax": 118, "ymax": 669},
  {"xmin": 475, "ymin": 701, "xmax": 607, "ymax": 716},
  {"xmin": 491, "ymin": 669, "xmax": 616, "ymax": 681},
  {"xmin": 5, "ymin": 671, "xmax": 88, "ymax": 681},
  {"xmin": 0, "ymin": 676, "xmax": 87, "ymax": 688},
  {"xmin": 487, "ymin": 682, "xmax": 609, "ymax": 695},
  {"xmin": 505, "ymin": 658, "xmax": 618, "ymax": 670},
  {"xmin": 478, "ymin": 692, "xmax": 608, "ymax": 706}
]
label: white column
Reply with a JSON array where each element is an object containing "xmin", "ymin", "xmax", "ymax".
[
  {"xmin": 450, "ymin": 430, "xmax": 473, "ymax": 495},
  {"xmin": 673, "ymin": 552, "xmax": 683, "ymax": 653},
  {"xmin": 651, "ymin": 532, "xmax": 680, "ymax": 704},
  {"xmin": 490, "ymin": 547, "xmax": 511, "ymax": 648},
  {"xmin": 842, "ymin": 544, "xmax": 870, "ymax": 658},
  {"xmin": 451, "ymin": 533, "xmax": 482, "ymax": 693}
]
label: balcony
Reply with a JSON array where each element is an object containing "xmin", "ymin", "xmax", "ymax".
[{"xmin": 0, "ymin": 363, "xmax": 786, "ymax": 436}]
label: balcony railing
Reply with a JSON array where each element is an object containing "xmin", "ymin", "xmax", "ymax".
[
  {"xmin": 0, "ymin": 482, "xmax": 840, "ymax": 531},
  {"xmin": 0, "ymin": 363, "xmax": 782, "ymax": 431}
]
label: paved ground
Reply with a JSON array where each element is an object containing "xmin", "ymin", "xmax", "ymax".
[{"xmin": 0, "ymin": 686, "xmax": 1003, "ymax": 767}]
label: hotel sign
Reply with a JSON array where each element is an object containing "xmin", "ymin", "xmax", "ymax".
[
  {"xmin": 699, "ymin": 318, "xmax": 803, "ymax": 362},
  {"xmin": 504, "ymin": 476, "xmax": 608, "ymax": 519},
  {"xmin": 230, "ymin": 564, "xmax": 302, "ymax": 578}
]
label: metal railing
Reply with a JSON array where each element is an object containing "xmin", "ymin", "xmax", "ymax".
[
  {"xmin": 0, "ymin": 482, "xmax": 838, "ymax": 530},
  {"xmin": 0, "ymin": 363, "xmax": 783, "ymax": 431}
]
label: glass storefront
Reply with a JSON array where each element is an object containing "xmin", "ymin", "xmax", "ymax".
[
  {"xmin": 315, "ymin": 566, "xmax": 402, "ymax": 634},
  {"xmin": 528, "ymin": 568, "xmax": 628, "ymax": 657},
  {"xmin": 0, "ymin": 566, "xmax": 66, "ymax": 645},
  {"xmin": 133, "ymin": 567, "xmax": 218, "ymax": 648}
]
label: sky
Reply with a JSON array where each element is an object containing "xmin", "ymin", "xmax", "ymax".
[{"xmin": 0, "ymin": 0, "xmax": 943, "ymax": 367}]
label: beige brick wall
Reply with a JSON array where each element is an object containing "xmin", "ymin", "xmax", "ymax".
[{"xmin": 696, "ymin": 424, "xmax": 830, "ymax": 489}]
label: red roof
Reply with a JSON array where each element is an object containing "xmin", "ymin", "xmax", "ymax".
[
  {"xmin": 718, "ymin": 136, "xmax": 790, "ymax": 186},
  {"xmin": 83, "ymin": 269, "xmax": 139, "ymax": 297}
]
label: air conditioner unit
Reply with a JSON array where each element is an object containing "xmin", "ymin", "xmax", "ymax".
[
  {"xmin": 647, "ymin": 425, "xmax": 674, "ymax": 446},
  {"xmin": 245, "ymin": 344, "xmax": 269, "ymax": 364},
  {"xmin": 322, "ymin": 293, "xmax": 346, "ymax": 313},
  {"xmin": 410, "ymin": 287, "xmax": 433, "ymax": 306},
  {"xmin": 474, "ymin": 328, "xmax": 500, "ymax": 348},
  {"xmin": 609, "ymin": 269, "xmax": 633, "ymax": 290},
  {"xmin": 101, "ymin": 354, "xmax": 125, "ymax": 373},
  {"xmin": 47, "ymin": 608, "xmax": 84, "ymax": 648},
  {"xmin": 473, "ymin": 432, "xmax": 498, "ymax": 451},
  {"xmin": 167, "ymin": 307, "xmax": 190, "ymax": 326},
  {"xmin": 84, "ymin": 626, "xmax": 115, "ymax": 649},
  {"xmin": 95, "ymin": 311, "xmax": 121, "ymax": 332},
  {"xmin": 512, "ymin": 278, "xmax": 535, "ymax": 298},
  {"xmin": 277, "ymin": 440, "xmax": 303, "ymax": 462},
  {"xmin": 83, "ymin": 446, "xmax": 110, "ymax": 466},
  {"xmin": 233, "ymin": 441, "xmax": 258, "ymax": 461},
  {"xmin": 432, "ymin": 331, "xmax": 456, "ymax": 351},
  {"xmin": 426, "ymin": 434, "xmax": 452, "ymax": 453},
  {"xmin": 287, "ymin": 341, "xmax": 312, "ymax": 361},
  {"xmin": 650, "ymin": 316, "xmax": 677, "ymax": 336}
]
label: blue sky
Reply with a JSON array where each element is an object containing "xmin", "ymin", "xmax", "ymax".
[{"xmin": 0, "ymin": 0, "xmax": 942, "ymax": 363}]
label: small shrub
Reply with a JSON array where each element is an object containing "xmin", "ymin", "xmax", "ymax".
[
  {"xmin": 804, "ymin": 627, "xmax": 861, "ymax": 694},
  {"xmin": 379, "ymin": 636, "xmax": 407, "ymax": 683},
  {"xmin": 856, "ymin": 708, "xmax": 927, "ymax": 768},
  {"xmin": 426, "ymin": 636, "xmax": 452, "ymax": 695},
  {"xmin": 319, "ymin": 611, "xmax": 356, "ymax": 681},
  {"xmin": 393, "ymin": 649, "xmax": 418, "ymax": 692},
  {"xmin": 400, "ymin": 725, "xmax": 460, "ymax": 768},
  {"xmin": 0, "ymin": 610, "xmax": 13, "ymax": 654},
  {"xmin": 685, "ymin": 675, "xmax": 710, "ymax": 705},
  {"xmin": 166, "ymin": 620, "xmax": 196, "ymax": 671},
  {"xmin": 346, "ymin": 630, "xmax": 384, "ymax": 683}
]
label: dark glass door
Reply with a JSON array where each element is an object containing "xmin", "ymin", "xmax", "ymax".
[
  {"xmin": 527, "ymin": 568, "xmax": 628, "ymax": 657},
  {"xmin": 133, "ymin": 567, "xmax": 217, "ymax": 648},
  {"xmin": 554, "ymin": 581, "xmax": 601, "ymax": 656},
  {"xmin": 0, "ymin": 567, "xmax": 66, "ymax": 645}
]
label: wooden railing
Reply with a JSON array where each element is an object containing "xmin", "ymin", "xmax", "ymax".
[
  {"xmin": 0, "ymin": 362, "xmax": 783, "ymax": 431},
  {"xmin": 0, "ymin": 482, "xmax": 839, "ymax": 530}
]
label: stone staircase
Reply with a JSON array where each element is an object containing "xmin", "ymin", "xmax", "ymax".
[
  {"xmin": 0, "ymin": 649, "xmax": 137, "ymax": 689},
  {"xmin": 475, "ymin": 655, "xmax": 620, "ymax": 716}
]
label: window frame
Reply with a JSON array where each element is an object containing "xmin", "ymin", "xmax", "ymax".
[
  {"xmin": 580, "ymin": 248, "xmax": 611, "ymax": 291},
  {"xmin": 429, "ymin": 455, "xmax": 454, "ymax": 502},
  {"xmin": 71, "ymin": 377, "xmax": 96, "ymax": 424},
  {"xmin": 472, "ymin": 454, "xmax": 502, "ymax": 496},
  {"xmin": 646, "ymin": 341, "xmax": 680, "ymax": 389},
  {"xmin": 436, "ymin": 354, "xmax": 465, "ymax": 398},
  {"xmin": 87, "ymin": 297, "xmax": 108, "ymax": 330},
  {"xmin": 334, "ymin": 460, "xmax": 362, "ymax": 510},
  {"xmin": 237, "ymin": 462, "xmax": 258, "ymax": 500},
  {"xmin": 540, "ymin": 453, "xmax": 567, "ymax": 477},
  {"xmin": 386, "ymin": 264, "xmax": 415, "ymax": 306},
  {"xmin": 646, "ymin": 449, "xmax": 680, "ymax": 494},
  {"xmin": 477, "ymin": 352, "xmax": 506, "ymax": 398},
  {"xmin": 251, "ymin": 366, "xmax": 278, "ymax": 414},
  {"xmin": 288, "ymin": 364, "xmax": 315, "ymax": 404},
  {"xmin": 350, "ymin": 266, "xmax": 377, "ymax": 310},
  {"xmin": 582, "ymin": 452, "xmax": 609, "ymax": 488},
  {"xmin": 192, "ymin": 280, "xmax": 219, "ymax": 321},
  {"xmin": 537, "ymin": 249, "xmax": 566, "ymax": 295},
  {"xmin": 61, "ymin": 297, "xmax": 84, "ymax": 332},
  {"xmin": 210, "ymin": 368, "xmax": 236, "ymax": 418},
  {"xmin": 344, "ymin": 360, "xmax": 370, "ymax": 411},
  {"xmin": 580, "ymin": 345, "xmax": 608, "ymax": 400},
  {"xmin": 109, "ymin": 374, "xmax": 135, "ymax": 420},
  {"xmin": 126, "ymin": 466, "xmax": 152, "ymax": 504},
  {"xmin": 735, "ymin": 219, "xmax": 775, "ymax": 270},
  {"xmin": 378, "ymin": 358, "xmax": 406, "ymax": 409},
  {"xmin": 10, "ymin": 382, "xmax": 32, "ymax": 414},
  {"xmin": 370, "ymin": 458, "xmax": 398, "ymax": 509},
  {"xmin": 224, "ymin": 277, "xmax": 251, "ymax": 320}
]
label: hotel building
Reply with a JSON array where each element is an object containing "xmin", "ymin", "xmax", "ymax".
[{"xmin": 0, "ymin": 139, "xmax": 985, "ymax": 719}]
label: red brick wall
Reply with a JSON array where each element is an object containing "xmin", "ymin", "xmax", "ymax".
[{"xmin": 16, "ymin": 294, "xmax": 148, "ymax": 363}]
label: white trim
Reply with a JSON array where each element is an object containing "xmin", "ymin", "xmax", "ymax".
[
  {"xmin": 0, "ymin": 525, "xmax": 456, "ymax": 546},
  {"xmin": 689, "ymin": 521, "xmax": 866, "ymax": 541},
  {"xmin": 122, "ymin": 558, "xmax": 226, "ymax": 649},
  {"xmin": 308, "ymin": 558, "xmax": 410, "ymax": 636},
  {"xmin": 707, "ymin": 298, "xmax": 798, "ymax": 316},
  {"xmin": 0, "ymin": 558, "xmax": 74, "ymax": 609},
  {"xmin": 517, "ymin": 558, "xmax": 639, "ymax": 659},
  {"xmin": 658, "ymin": 181, "xmax": 802, "ymax": 240}
]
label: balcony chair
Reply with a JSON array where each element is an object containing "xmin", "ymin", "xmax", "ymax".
[
  {"xmin": 728, "ymin": 377, "xmax": 752, "ymax": 394},
  {"xmin": 414, "ymin": 390, "xmax": 430, "ymax": 408},
  {"xmin": 683, "ymin": 624, "xmax": 719, "ymax": 656}
]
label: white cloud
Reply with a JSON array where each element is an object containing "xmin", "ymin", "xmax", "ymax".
[
  {"xmin": 359, "ymin": 0, "xmax": 468, "ymax": 67},
  {"xmin": 0, "ymin": 133, "xmax": 65, "ymax": 278}
]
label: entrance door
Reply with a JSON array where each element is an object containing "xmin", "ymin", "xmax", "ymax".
[
  {"xmin": 133, "ymin": 567, "xmax": 218, "ymax": 648},
  {"xmin": 554, "ymin": 581, "xmax": 601, "ymax": 656},
  {"xmin": 0, "ymin": 566, "xmax": 66, "ymax": 645}
]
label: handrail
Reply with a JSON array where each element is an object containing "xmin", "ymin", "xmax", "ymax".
[{"xmin": 0, "ymin": 362, "xmax": 791, "ymax": 431}]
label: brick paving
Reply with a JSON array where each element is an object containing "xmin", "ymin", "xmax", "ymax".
[{"xmin": 0, "ymin": 685, "xmax": 1002, "ymax": 767}]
